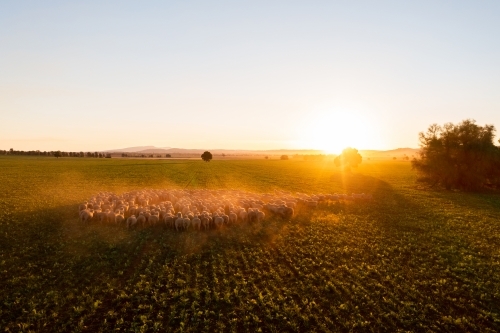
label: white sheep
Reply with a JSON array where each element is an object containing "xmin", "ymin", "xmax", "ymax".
[
  {"xmin": 183, "ymin": 217, "xmax": 191, "ymax": 230},
  {"xmin": 80, "ymin": 209, "xmax": 94, "ymax": 224},
  {"xmin": 256, "ymin": 210, "xmax": 265, "ymax": 223},
  {"xmin": 214, "ymin": 216, "xmax": 224, "ymax": 229},
  {"xmin": 229, "ymin": 212, "xmax": 237, "ymax": 224},
  {"xmin": 201, "ymin": 215, "xmax": 210, "ymax": 230},
  {"xmin": 149, "ymin": 212, "xmax": 160, "ymax": 226},
  {"xmin": 116, "ymin": 213, "xmax": 125, "ymax": 225},
  {"xmin": 174, "ymin": 213, "xmax": 184, "ymax": 231},
  {"xmin": 127, "ymin": 215, "xmax": 137, "ymax": 229},
  {"xmin": 136, "ymin": 213, "xmax": 146, "ymax": 228},
  {"xmin": 191, "ymin": 216, "xmax": 201, "ymax": 230},
  {"xmin": 238, "ymin": 210, "xmax": 248, "ymax": 223}
]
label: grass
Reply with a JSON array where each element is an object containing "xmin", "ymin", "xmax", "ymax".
[{"xmin": 0, "ymin": 156, "xmax": 499, "ymax": 332}]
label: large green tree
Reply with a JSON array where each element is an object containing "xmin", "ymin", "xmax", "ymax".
[{"xmin": 412, "ymin": 119, "xmax": 500, "ymax": 190}]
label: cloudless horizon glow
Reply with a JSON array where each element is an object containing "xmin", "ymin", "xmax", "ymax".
[{"xmin": 1, "ymin": 1, "xmax": 500, "ymax": 154}]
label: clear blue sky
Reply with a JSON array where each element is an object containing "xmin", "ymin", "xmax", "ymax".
[{"xmin": 1, "ymin": 1, "xmax": 499, "ymax": 152}]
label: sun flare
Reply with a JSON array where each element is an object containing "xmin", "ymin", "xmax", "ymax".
[{"xmin": 298, "ymin": 110, "xmax": 376, "ymax": 154}]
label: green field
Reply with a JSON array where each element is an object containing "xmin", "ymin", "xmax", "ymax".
[{"xmin": 1, "ymin": 156, "xmax": 499, "ymax": 332}]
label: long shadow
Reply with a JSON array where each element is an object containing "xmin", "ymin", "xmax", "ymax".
[
  {"xmin": 2, "ymin": 178, "xmax": 500, "ymax": 332},
  {"xmin": 311, "ymin": 172, "xmax": 500, "ymax": 331}
]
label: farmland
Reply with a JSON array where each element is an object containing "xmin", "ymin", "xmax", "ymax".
[{"xmin": 0, "ymin": 156, "xmax": 499, "ymax": 332}]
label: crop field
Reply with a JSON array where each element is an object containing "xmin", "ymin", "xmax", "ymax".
[{"xmin": 1, "ymin": 156, "xmax": 499, "ymax": 332}]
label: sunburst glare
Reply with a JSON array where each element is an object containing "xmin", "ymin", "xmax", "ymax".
[{"xmin": 297, "ymin": 109, "xmax": 382, "ymax": 154}]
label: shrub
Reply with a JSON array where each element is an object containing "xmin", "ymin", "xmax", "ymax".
[{"xmin": 280, "ymin": 155, "xmax": 289, "ymax": 160}]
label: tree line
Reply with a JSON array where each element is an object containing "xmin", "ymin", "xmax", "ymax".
[{"xmin": 0, "ymin": 149, "xmax": 111, "ymax": 158}]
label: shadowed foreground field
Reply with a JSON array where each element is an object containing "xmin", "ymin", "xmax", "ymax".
[{"xmin": 0, "ymin": 156, "xmax": 499, "ymax": 332}]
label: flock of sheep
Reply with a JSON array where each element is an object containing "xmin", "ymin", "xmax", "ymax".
[{"xmin": 78, "ymin": 189, "xmax": 373, "ymax": 230}]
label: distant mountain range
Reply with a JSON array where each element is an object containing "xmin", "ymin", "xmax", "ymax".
[
  {"xmin": 104, "ymin": 146, "xmax": 171, "ymax": 153},
  {"xmin": 103, "ymin": 146, "xmax": 419, "ymax": 157}
]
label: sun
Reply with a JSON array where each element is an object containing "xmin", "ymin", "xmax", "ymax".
[{"xmin": 297, "ymin": 110, "xmax": 374, "ymax": 154}]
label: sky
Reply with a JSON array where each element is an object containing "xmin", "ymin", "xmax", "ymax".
[{"xmin": 1, "ymin": 1, "xmax": 499, "ymax": 153}]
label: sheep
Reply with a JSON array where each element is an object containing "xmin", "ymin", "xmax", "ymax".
[
  {"xmin": 229, "ymin": 212, "xmax": 237, "ymax": 224},
  {"xmin": 149, "ymin": 213, "xmax": 159, "ymax": 226},
  {"xmin": 144, "ymin": 211, "xmax": 152, "ymax": 225},
  {"xmin": 256, "ymin": 210, "xmax": 265, "ymax": 223},
  {"xmin": 214, "ymin": 216, "xmax": 224, "ymax": 229},
  {"xmin": 174, "ymin": 213, "xmax": 184, "ymax": 231},
  {"xmin": 247, "ymin": 209, "xmax": 257, "ymax": 223},
  {"xmin": 116, "ymin": 212, "xmax": 125, "ymax": 225},
  {"xmin": 80, "ymin": 209, "xmax": 94, "ymax": 224},
  {"xmin": 164, "ymin": 214, "xmax": 174, "ymax": 229},
  {"xmin": 239, "ymin": 210, "xmax": 248, "ymax": 223},
  {"xmin": 183, "ymin": 217, "xmax": 191, "ymax": 230},
  {"xmin": 81, "ymin": 189, "xmax": 371, "ymax": 233},
  {"xmin": 304, "ymin": 200, "xmax": 318, "ymax": 208},
  {"xmin": 107, "ymin": 210, "xmax": 117, "ymax": 223},
  {"xmin": 136, "ymin": 213, "xmax": 146, "ymax": 228},
  {"xmin": 99, "ymin": 209, "xmax": 109, "ymax": 223},
  {"xmin": 201, "ymin": 215, "xmax": 210, "ymax": 230},
  {"xmin": 127, "ymin": 215, "xmax": 137, "ymax": 229},
  {"xmin": 79, "ymin": 202, "xmax": 87, "ymax": 212},
  {"xmin": 191, "ymin": 215, "xmax": 201, "ymax": 230}
]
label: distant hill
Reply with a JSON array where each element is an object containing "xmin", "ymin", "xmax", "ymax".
[
  {"xmin": 135, "ymin": 148, "xmax": 325, "ymax": 155},
  {"xmin": 104, "ymin": 146, "xmax": 419, "ymax": 158},
  {"xmin": 104, "ymin": 146, "xmax": 171, "ymax": 153},
  {"xmin": 360, "ymin": 148, "xmax": 419, "ymax": 158}
]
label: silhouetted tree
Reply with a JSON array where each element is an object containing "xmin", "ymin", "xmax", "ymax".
[
  {"xmin": 201, "ymin": 151, "xmax": 213, "ymax": 162},
  {"xmin": 53, "ymin": 151, "xmax": 62, "ymax": 158},
  {"xmin": 165, "ymin": 154, "xmax": 171, "ymax": 158},
  {"xmin": 334, "ymin": 147, "xmax": 362, "ymax": 171},
  {"xmin": 412, "ymin": 119, "xmax": 500, "ymax": 190},
  {"xmin": 280, "ymin": 155, "xmax": 289, "ymax": 160}
]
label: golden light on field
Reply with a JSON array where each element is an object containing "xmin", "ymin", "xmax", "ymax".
[{"xmin": 297, "ymin": 109, "xmax": 381, "ymax": 154}]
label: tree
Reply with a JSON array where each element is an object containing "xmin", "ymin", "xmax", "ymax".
[
  {"xmin": 165, "ymin": 154, "xmax": 171, "ymax": 158},
  {"xmin": 280, "ymin": 155, "xmax": 289, "ymax": 160},
  {"xmin": 201, "ymin": 151, "xmax": 213, "ymax": 162},
  {"xmin": 53, "ymin": 151, "xmax": 62, "ymax": 158},
  {"xmin": 334, "ymin": 147, "xmax": 362, "ymax": 171},
  {"xmin": 412, "ymin": 119, "xmax": 500, "ymax": 190}
]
